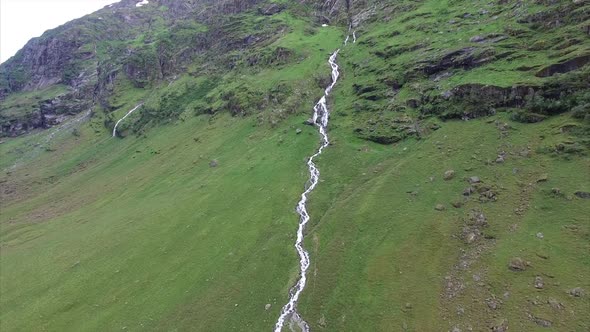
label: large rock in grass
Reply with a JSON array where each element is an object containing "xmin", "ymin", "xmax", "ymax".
[
  {"xmin": 443, "ymin": 170, "xmax": 455, "ymax": 180},
  {"xmin": 508, "ymin": 257, "xmax": 527, "ymax": 271},
  {"xmin": 468, "ymin": 176, "xmax": 481, "ymax": 184},
  {"xmin": 534, "ymin": 276, "xmax": 544, "ymax": 289},
  {"xmin": 569, "ymin": 287, "xmax": 585, "ymax": 297}
]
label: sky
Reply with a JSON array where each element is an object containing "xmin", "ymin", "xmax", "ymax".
[{"xmin": 1, "ymin": 0, "xmax": 121, "ymax": 63}]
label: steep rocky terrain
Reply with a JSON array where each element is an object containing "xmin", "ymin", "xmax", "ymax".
[{"xmin": 1, "ymin": 0, "xmax": 589, "ymax": 331}]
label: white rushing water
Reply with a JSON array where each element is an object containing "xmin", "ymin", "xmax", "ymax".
[
  {"xmin": 344, "ymin": 24, "xmax": 356, "ymax": 46},
  {"xmin": 112, "ymin": 104, "xmax": 142, "ymax": 137},
  {"xmin": 274, "ymin": 49, "xmax": 341, "ymax": 332}
]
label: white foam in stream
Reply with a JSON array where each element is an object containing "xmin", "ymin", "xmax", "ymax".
[
  {"xmin": 274, "ymin": 49, "xmax": 341, "ymax": 332},
  {"xmin": 112, "ymin": 104, "xmax": 142, "ymax": 137}
]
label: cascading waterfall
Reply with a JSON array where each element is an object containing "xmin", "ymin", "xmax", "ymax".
[
  {"xmin": 344, "ymin": 23, "xmax": 355, "ymax": 46},
  {"xmin": 274, "ymin": 48, "xmax": 342, "ymax": 332},
  {"xmin": 112, "ymin": 103, "xmax": 143, "ymax": 137}
]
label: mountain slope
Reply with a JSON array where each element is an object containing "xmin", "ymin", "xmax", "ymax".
[{"xmin": 1, "ymin": 0, "xmax": 589, "ymax": 331}]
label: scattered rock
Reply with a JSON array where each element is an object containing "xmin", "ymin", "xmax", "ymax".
[
  {"xmin": 456, "ymin": 305, "xmax": 465, "ymax": 315},
  {"xmin": 304, "ymin": 118, "xmax": 315, "ymax": 126},
  {"xmin": 508, "ymin": 257, "xmax": 527, "ymax": 271},
  {"xmin": 569, "ymin": 287, "xmax": 585, "ymax": 297},
  {"xmin": 547, "ymin": 298, "xmax": 564, "ymax": 310},
  {"xmin": 465, "ymin": 232, "xmax": 478, "ymax": 244},
  {"xmin": 534, "ymin": 276, "xmax": 544, "ymax": 289},
  {"xmin": 574, "ymin": 191, "xmax": 590, "ymax": 199},
  {"xmin": 486, "ymin": 297, "xmax": 501, "ymax": 310},
  {"xmin": 468, "ymin": 176, "xmax": 481, "ymax": 184},
  {"xmin": 463, "ymin": 186, "xmax": 475, "ymax": 196},
  {"xmin": 451, "ymin": 200, "xmax": 463, "ymax": 208},
  {"xmin": 451, "ymin": 327, "xmax": 461, "ymax": 332},
  {"xmin": 469, "ymin": 35, "xmax": 486, "ymax": 43},
  {"xmin": 551, "ymin": 188, "xmax": 561, "ymax": 195},
  {"xmin": 265, "ymin": 303, "xmax": 271, "ymax": 310},
  {"xmin": 443, "ymin": 170, "xmax": 455, "ymax": 180},
  {"xmin": 536, "ymin": 232, "xmax": 544, "ymax": 239},
  {"xmin": 536, "ymin": 174, "xmax": 548, "ymax": 182},
  {"xmin": 295, "ymin": 128, "xmax": 302, "ymax": 134},
  {"xmin": 491, "ymin": 319, "xmax": 508, "ymax": 332},
  {"xmin": 533, "ymin": 317, "xmax": 552, "ymax": 328},
  {"xmin": 234, "ymin": 303, "xmax": 239, "ymax": 307},
  {"xmin": 478, "ymin": 186, "xmax": 498, "ymax": 202},
  {"xmin": 209, "ymin": 159, "xmax": 218, "ymax": 167},
  {"xmin": 435, "ymin": 204, "xmax": 446, "ymax": 211},
  {"xmin": 495, "ymin": 155, "xmax": 505, "ymax": 163},
  {"xmin": 468, "ymin": 209, "xmax": 488, "ymax": 227}
]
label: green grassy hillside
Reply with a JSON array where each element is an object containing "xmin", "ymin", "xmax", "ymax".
[{"xmin": 1, "ymin": 0, "xmax": 589, "ymax": 331}]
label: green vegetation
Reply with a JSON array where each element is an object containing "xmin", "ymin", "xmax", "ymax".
[
  {"xmin": 0, "ymin": 85, "xmax": 68, "ymax": 118},
  {"xmin": 1, "ymin": 0, "xmax": 589, "ymax": 331}
]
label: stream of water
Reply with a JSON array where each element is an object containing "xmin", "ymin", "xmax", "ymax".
[
  {"xmin": 274, "ymin": 47, "xmax": 342, "ymax": 332},
  {"xmin": 112, "ymin": 103, "xmax": 143, "ymax": 137}
]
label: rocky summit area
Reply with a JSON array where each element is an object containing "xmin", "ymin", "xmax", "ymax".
[{"xmin": 0, "ymin": 0, "xmax": 588, "ymax": 331}]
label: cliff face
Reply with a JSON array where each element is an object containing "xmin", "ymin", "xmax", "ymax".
[
  {"xmin": 0, "ymin": 0, "xmax": 282, "ymax": 136},
  {"xmin": 1, "ymin": 0, "xmax": 589, "ymax": 139},
  {"xmin": 0, "ymin": 0, "xmax": 385, "ymax": 137}
]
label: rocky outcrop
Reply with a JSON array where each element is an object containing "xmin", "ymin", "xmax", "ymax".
[
  {"xmin": 0, "ymin": 92, "xmax": 92, "ymax": 137},
  {"xmin": 448, "ymin": 84, "xmax": 535, "ymax": 108},
  {"xmin": 417, "ymin": 64, "xmax": 590, "ymax": 121},
  {"xmin": 0, "ymin": 0, "xmax": 288, "ymax": 136},
  {"xmin": 535, "ymin": 54, "xmax": 590, "ymax": 77},
  {"xmin": 517, "ymin": 1, "xmax": 589, "ymax": 30},
  {"xmin": 258, "ymin": 3, "xmax": 284, "ymax": 15},
  {"xmin": 417, "ymin": 47, "xmax": 510, "ymax": 76}
]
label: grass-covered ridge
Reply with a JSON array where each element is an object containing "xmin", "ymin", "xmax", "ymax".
[{"xmin": 1, "ymin": 0, "xmax": 589, "ymax": 331}]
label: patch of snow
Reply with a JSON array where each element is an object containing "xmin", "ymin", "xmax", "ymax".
[
  {"xmin": 136, "ymin": 0, "xmax": 149, "ymax": 7},
  {"xmin": 321, "ymin": 24, "xmax": 328, "ymax": 27}
]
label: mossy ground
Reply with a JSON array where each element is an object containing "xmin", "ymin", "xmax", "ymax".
[{"xmin": 1, "ymin": 0, "xmax": 589, "ymax": 331}]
